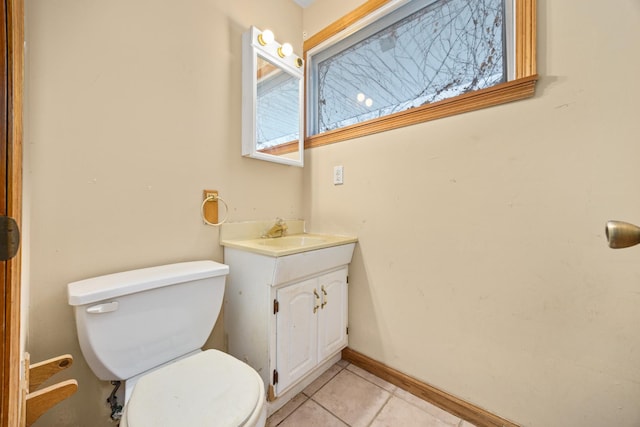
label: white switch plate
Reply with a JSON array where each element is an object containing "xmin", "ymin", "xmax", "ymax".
[{"xmin": 333, "ymin": 165, "xmax": 344, "ymax": 185}]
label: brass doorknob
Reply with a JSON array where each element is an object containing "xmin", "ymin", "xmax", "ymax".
[{"xmin": 606, "ymin": 220, "xmax": 640, "ymax": 249}]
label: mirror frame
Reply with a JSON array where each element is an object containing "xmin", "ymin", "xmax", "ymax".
[{"xmin": 242, "ymin": 26, "xmax": 304, "ymax": 167}]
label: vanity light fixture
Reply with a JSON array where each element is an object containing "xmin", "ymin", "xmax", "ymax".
[
  {"xmin": 257, "ymin": 29, "xmax": 297, "ymax": 62},
  {"xmin": 257, "ymin": 29, "xmax": 275, "ymax": 46},
  {"xmin": 278, "ymin": 42, "xmax": 293, "ymax": 58},
  {"xmin": 243, "ymin": 25, "xmax": 304, "ymax": 167}
]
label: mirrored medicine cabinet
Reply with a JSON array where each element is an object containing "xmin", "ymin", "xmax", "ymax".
[{"xmin": 242, "ymin": 26, "xmax": 304, "ymax": 167}]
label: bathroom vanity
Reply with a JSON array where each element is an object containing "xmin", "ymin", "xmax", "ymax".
[{"xmin": 220, "ymin": 221, "xmax": 356, "ymax": 414}]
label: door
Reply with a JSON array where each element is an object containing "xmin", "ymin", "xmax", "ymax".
[
  {"xmin": 317, "ymin": 268, "xmax": 348, "ymax": 362},
  {"xmin": 1, "ymin": 0, "xmax": 23, "ymax": 425},
  {"xmin": 275, "ymin": 278, "xmax": 318, "ymax": 393}
]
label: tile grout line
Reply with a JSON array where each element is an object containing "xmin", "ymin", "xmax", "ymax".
[
  {"xmin": 311, "ymin": 363, "xmax": 393, "ymax": 427},
  {"xmin": 269, "ymin": 360, "xmax": 468, "ymax": 427},
  {"xmin": 309, "ymin": 395, "xmax": 352, "ymax": 426},
  {"xmin": 308, "ymin": 363, "xmax": 351, "ymax": 425},
  {"xmin": 270, "ymin": 395, "xmax": 309, "ymax": 427},
  {"xmin": 303, "ymin": 362, "xmax": 347, "ymax": 398},
  {"xmin": 346, "ymin": 363, "xmax": 464, "ymax": 427},
  {"xmin": 268, "ymin": 361, "xmax": 348, "ymax": 426},
  {"xmin": 365, "ymin": 392, "xmax": 393, "ymax": 427},
  {"xmin": 345, "ymin": 364, "xmax": 395, "ymax": 394},
  {"xmin": 391, "ymin": 388, "xmax": 462, "ymax": 426},
  {"xmin": 320, "ymin": 363, "xmax": 394, "ymax": 427},
  {"xmin": 308, "ymin": 359, "xmax": 352, "ymax": 425}
]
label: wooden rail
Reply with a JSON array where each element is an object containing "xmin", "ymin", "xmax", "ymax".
[{"xmin": 22, "ymin": 353, "xmax": 78, "ymax": 426}]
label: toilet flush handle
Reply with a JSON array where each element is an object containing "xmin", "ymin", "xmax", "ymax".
[{"xmin": 86, "ymin": 301, "xmax": 119, "ymax": 314}]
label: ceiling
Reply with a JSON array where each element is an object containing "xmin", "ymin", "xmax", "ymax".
[{"xmin": 293, "ymin": 0, "xmax": 316, "ymax": 8}]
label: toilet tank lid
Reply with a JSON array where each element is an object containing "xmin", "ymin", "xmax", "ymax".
[{"xmin": 67, "ymin": 261, "xmax": 229, "ymax": 306}]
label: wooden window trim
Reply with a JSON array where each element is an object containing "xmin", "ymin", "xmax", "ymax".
[{"xmin": 303, "ymin": 0, "xmax": 537, "ymax": 149}]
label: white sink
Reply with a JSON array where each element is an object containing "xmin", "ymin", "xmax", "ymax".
[
  {"xmin": 256, "ymin": 235, "xmax": 327, "ymax": 248},
  {"xmin": 220, "ymin": 233, "xmax": 356, "ymax": 257}
]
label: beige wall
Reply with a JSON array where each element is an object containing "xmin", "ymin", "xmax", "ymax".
[
  {"xmin": 303, "ymin": 1, "xmax": 640, "ymax": 426},
  {"xmin": 24, "ymin": 0, "xmax": 640, "ymax": 426},
  {"xmin": 24, "ymin": 0, "xmax": 303, "ymax": 425}
]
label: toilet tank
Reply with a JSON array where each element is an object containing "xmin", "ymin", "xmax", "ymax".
[{"xmin": 68, "ymin": 261, "xmax": 229, "ymax": 381}]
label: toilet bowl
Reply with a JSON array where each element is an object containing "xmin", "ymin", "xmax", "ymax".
[
  {"xmin": 120, "ymin": 350, "xmax": 266, "ymax": 427},
  {"xmin": 67, "ymin": 261, "xmax": 265, "ymax": 426}
]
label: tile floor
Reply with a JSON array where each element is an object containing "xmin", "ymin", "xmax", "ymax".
[{"xmin": 267, "ymin": 360, "xmax": 477, "ymax": 427}]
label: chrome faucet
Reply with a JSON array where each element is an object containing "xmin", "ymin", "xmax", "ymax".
[{"xmin": 263, "ymin": 218, "xmax": 288, "ymax": 238}]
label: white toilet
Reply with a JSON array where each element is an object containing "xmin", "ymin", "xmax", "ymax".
[{"xmin": 67, "ymin": 260, "xmax": 266, "ymax": 427}]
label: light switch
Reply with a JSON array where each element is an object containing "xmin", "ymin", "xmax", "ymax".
[{"xmin": 333, "ymin": 165, "xmax": 344, "ymax": 185}]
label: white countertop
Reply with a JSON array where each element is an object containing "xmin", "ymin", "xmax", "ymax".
[{"xmin": 220, "ymin": 233, "xmax": 358, "ymax": 257}]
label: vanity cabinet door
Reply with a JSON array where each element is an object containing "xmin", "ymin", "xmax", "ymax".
[
  {"xmin": 275, "ymin": 278, "xmax": 319, "ymax": 393},
  {"xmin": 317, "ymin": 268, "xmax": 348, "ymax": 362}
]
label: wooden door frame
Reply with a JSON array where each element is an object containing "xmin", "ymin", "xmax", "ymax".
[{"xmin": 1, "ymin": 0, "xmax": 23, "ymax": 425}]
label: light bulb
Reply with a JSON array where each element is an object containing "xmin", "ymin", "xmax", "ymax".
[
  {"xmin": 258, "ymin": 29, "xmax": 275, "ymax": 46},
  {"xmin": 357, "ymin": 93, "xmax": 365, "ymax": 102},
  {"xmin": 278, "ymin": 42, "xmax": 293, "ymax": 58},
  {"xmin": 365, "ymin": 98, "xmax": 373, "ymax": 107}
]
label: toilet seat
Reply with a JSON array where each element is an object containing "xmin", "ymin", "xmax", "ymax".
[{"xmin": 122, "ymin": 350, "xmax": 265, "ymax": 427}]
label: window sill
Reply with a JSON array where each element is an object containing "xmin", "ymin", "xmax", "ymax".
[{"xmin": 305, "ymin": 74, "xmax": 538, "ymax": 149}]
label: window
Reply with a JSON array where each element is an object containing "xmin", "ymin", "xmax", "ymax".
[{"xmin": 304, "ymin": 0, "xmax": 537, "ymax": 148}]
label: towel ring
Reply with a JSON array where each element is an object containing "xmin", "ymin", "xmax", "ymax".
[{"xmin": 201, "ymin": 194, "xmax": 229, "ymax": 226}]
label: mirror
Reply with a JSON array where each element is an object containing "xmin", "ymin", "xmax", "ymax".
[{"xmin": 242, "ymin": 26, "xmax": 304, "ymax": 167}]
